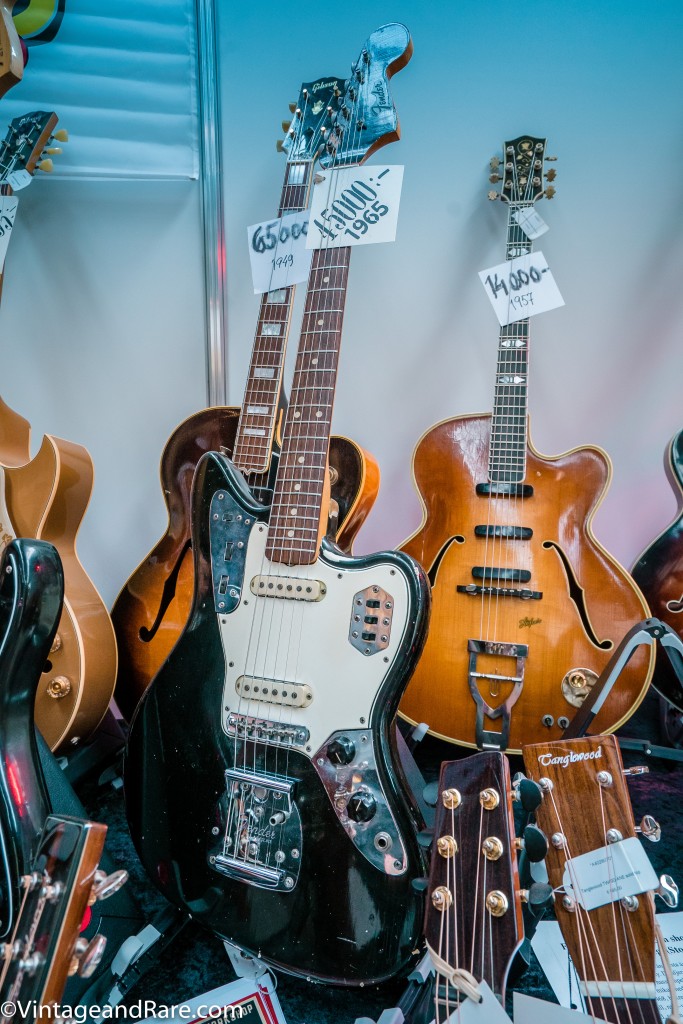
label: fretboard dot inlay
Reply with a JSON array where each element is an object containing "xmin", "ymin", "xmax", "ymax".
[
  {"xmin": 293, "ymin": 411, "xmax": 301, "ymax": 419},
  {"xmin": 287, "ymin": 529, "xmax": 295, "ymax": 538},
  {"xmin": 290, "ymin": 508, "xmax": 297, "ymax": 515},
  {"xmin": 294, "ymin": 483, "xmax": 301, "ymax": 491},
  {"xmin": 312, "ymin": 358, "xmax": 318, "ymax": 365},
  {"xmin": 323, "ymin": 276, "xmax": 329, "ymax": 283},
  {"xmin": 317, "ymin": 318, "xmax": 324, "ymax": 325},
  {"xmin": 297, "ymin": 456, "xmax": 305, "ymax": 464},
  {"xmin": 315, "ymin": 411, "xmax": 322, "ymax": 418}
]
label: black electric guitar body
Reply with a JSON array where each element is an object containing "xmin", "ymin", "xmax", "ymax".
[{"xmin": 125, "ymin": 450, "xmax": 429, "ymax": 984}]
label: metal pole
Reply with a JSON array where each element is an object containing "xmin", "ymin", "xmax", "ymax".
[{"xmin": 196, "ymin": 0, "xmax": 228, "ymax": 406}]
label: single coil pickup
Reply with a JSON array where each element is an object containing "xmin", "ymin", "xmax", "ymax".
[
  {"xmin": 251, "ymin": 574, "xmax": 326, "ymax": 601},
  {"xmin": 457, "ymin": 584, "xmax": 542, "ymax": 600},
  {"xmin": 213, "ymin": 854, "xmax": 283, "ymax": 887},
  {"xmin": 476, "ymin": 482, "xmax": 534, "ymax": 498},
  {"xmin": 472, "ymin": 567, "xmax": 531, "ymax": 582},
  {"xmin": 226, "ymin": 712, "xmax": 309, "ymax": 747},
  {"xmin": 236, "ymin": 675, "xmax": 313, "ymax": 708},
  {"xmin": 474, "ymin": 525, "xmax": 533, "ymax": 540}
]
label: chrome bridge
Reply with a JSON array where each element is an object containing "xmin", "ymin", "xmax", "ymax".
[
  {"xmin": 225, "ymin": 711, "xmax": 309, "ymax": 749},
  {"xmin": 211, "ymin": 768, "xmax": 303, "ymax": 891}
]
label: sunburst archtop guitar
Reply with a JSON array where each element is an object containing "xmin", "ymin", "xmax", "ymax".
[
  {"xmin": 399, "ymin": 135, "xmax": 653, "ymax": 753},
  {"xmin": 125, "ymin": 24, "xmax": 431, "ymax": 986},
  {"xmin": 111, "ymin": 77, "xmax": 379, "ymax": 722}
]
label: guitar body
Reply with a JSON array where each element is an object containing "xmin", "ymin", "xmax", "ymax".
[
  {"xmin": 399, "ymin": 413, "xmax": 653, "ymax": 752},
  {"xmin": 0, "ymin": 395, "xmax": 30, "ymax": 467},
  {"xmin": 112, "ymin": 407, "xmax": 379, "ymax": 721},
  {"xmin": 125, "ymin": 451, "xmax": 428, "ymax": 985},
  {"xmin": 4, "ymin": 435, "xmax": 117, "ymax": 751},
  {"xmin": 632, "ymin": 429, "xmax": 683, "ymax": 709}
]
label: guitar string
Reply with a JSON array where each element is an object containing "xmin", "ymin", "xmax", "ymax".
[{"xmin": 546, "ymin": 775, "xmax": 629, "ymax": 1023}]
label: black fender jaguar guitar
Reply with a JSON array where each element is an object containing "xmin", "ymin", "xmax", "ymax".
[{"xmin": 125, "ymin": 23, "xmax": 431, "ymax": 986}]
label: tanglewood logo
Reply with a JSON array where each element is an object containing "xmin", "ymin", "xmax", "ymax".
[{"xmin": 538, "ymin": 745, "xmax": 602, "ymax": 768}]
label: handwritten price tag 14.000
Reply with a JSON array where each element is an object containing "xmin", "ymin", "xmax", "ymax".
[
  {"xmin": 306, "ymin": 165, "xmax": 403, "ymax": 250},
  {"xmin": 479, "ymin": 250, "xmax": 564, "ymax": 326},
  {"xmin": 247, "ymin": 208, "xmax": 312, "ymax": 295}
]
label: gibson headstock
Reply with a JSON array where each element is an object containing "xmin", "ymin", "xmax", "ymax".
[
  {"xmin": 523, "ymin": 736, "xmax": 671, "ymax": 1023},
  {"xmin": 0, "ymin": 816, "xmax": 127, "ymax": 1013},
  {"xmin": 279, "ymin": 76, "xmax": 345, "ymax": 164},
  {"xmin": 488, "ymin": 135, "xmax": 557, "ymax": 205},
  {"xmin": 0, "ymin": 111, "xmax": 66, "ymax": 189},
  {"xmin": 319, "ymin": 22, "xmax": 412, "ymax": 169},
  {"xmin": 425, "ymin": 752, "xmax": 524, "ymax": 1007}
]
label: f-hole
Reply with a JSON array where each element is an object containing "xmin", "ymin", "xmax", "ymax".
[
  {"xmin": 542, "ymin": 540, "xmax": 612, "ymax": 650},
  {"xmin": 428, "ymin": 535, "xmax": 465, "ymax": 587}
]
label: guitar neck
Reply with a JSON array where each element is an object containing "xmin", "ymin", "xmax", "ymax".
[
  {"xmin": 266, "ymin": 244, "xmax": 351, "ymax": 564},
  {"xmin": 232, "ymin": 161, "xmax": 315, "ymax": 476},
  {"xmin": 489, "ymin": 203, "xmax": 532, "ymax": 485}
]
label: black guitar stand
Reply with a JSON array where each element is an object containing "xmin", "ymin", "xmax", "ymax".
[
  {"xmin": 58, "ymin": 708, "xmax": 128, "ymax": 789},
  {"xmin": 562, "ymin": 617, "xmax": 683, "ymax": 759}
]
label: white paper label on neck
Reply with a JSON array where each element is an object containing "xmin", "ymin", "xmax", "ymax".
[
  {"xmin": 247, "ymin": 209, "xmax": 313, "ymax": 294},
  {"xmin": 428, "ymin": 980, "xmax": 511, "ymax": 1023},
  {"xmin": 562, "ymin": 835, "xmax": 659, "ymax": 911},
  {"xmin": 306, "ymin": 165, "xmax": 403, "ymax": 250},
  {"xmin": 512, "ymin": 207, "xmax": 549, "ymax": 240},
  {"xmin": 514, "ymin": 993, "xmax": 608, "ymax": 1024},
  {"xmin": 479, "ymin": 250, "xmax": 564, "ymax": 326},
  {"xmin": 0, "ymin": 195, "xmax": 18, "ymax": 271},
  {"xmin": 5, "ymin": 169, "xmax": 30, "ymax": 191}
]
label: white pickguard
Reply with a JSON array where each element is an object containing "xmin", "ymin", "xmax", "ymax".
[{"xmin": 218, "ymin": 522, "xmax": 410, "ymax": 757}]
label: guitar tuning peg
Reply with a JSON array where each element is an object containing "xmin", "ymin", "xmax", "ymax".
[
  {"xmin": 544, "ymin": 168, "xmax": 557, "ymax": 182},
  {"xmin": 635, "ymin": 815, "xmax": 661, "ymax": 842},
  {"xmin": 490, "ymin": 156, "xmax": 500, "ymax": 170},
  {"xmin": 411, "ymin": 876, "xmax": 429, "ymax": 893},
  {"xmin": 276, "ymin": 140, "xmax": 285, "ymax": 153},
  {"xmin": 71, "ymin": 934, "xmax": 107, "ymax": 979},
  {"xmin": 515, "ymin": 824, "xmax": 548, "ymax": 862},
  {"xmin": 520, "ymin": 881, "xmax": 554, "ymax": 910},
  {"xmin": 487, "ymin": 190, "xmax": 499, "ymax": 201},
  {"xmin": 417, "ymin": 829, "xmax": 434, "ymax": 848},
  {"xmin": 38, "ymin": 159, "xmax": 54, "ymax": 173},
  {"xmin": 288, "ymin": 102, "xmax": 297, "ymax": 113},
  {"xmin": 281, "ymin": 120, "xmax": 291, "ymax": 134},
  {"xmin": 489, "ymin": 173, "xmax": 501, "ymax": 183},
  {"xmin": 546, "ymin": 155, "xmax": 557, "ymax": 161},
  {"xmin": 622, "ymin": 766, "xmax": 649, "ymax": 776},
  {"xmin": 90, "ymin": 868, "xmax": 128, "ymax": 903},
  {"xmin": 53, "ymin": 129, "xmax": 68, "ymax": 143},
  {"xmin": 45, "ymin": 147, "xmax": 62, "ymax": 155},
  {"xmin": 655, "ymin": 874, "xmax": 679, "ymax": 908},
  {"xmin": 422, "ymin": 781, "xmax": 439, "ymax": 807},
  {"xmin": 544, "ymin": 186, "xmax": 556, "ymax": 199},
  {"xmin": 512, "ymin": 776, "xmax": 544, "ymax": 812}
]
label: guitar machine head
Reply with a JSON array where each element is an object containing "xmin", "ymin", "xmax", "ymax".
[{"xmin": 488, "ymin": 135, "xmax": 557, "ymax": 205}]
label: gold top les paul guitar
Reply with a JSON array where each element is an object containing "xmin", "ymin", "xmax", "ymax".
[
  {"xmin": 0, "ymin": 113, "xmax": 117, "ymax": 752},
  {"xmin": 399, "ymin": 134, "xmax": 653, "ymax": 753}
]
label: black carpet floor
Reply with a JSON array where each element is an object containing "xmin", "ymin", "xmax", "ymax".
[{"xmin": 78, "ymin": 689, "xmax": 682, "ymax": 1024}]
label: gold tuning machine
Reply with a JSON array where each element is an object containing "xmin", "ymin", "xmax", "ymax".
[
  {"xmin": 276, "ymin": 140, "xmax": 285, "ymax": 153},
  {"xmin": 487, "ymin": 190, "xmax": 499, "ymax": 201},
  {"xmin": 281, "ymin": 120, "xmax": 291, "ymax": 134},
  {"xmin": 46, "ymin": 147, "xmax": 62, "ymax": 156},
  {"xmin": 490, "ymin": 156, "xmax": 500, "ymax": 169},
  {"xmin": 545, "ymin": 168, "xmax": 557, "ymax": 182},
  {"xmin": 89, "ymin": 868, "xmax": 129, "ymax": 905},
  {"xmin": 489, "ymin": 173, "xmax": 501, "ymax": 183},
  {"xmin": 546, "ymin": 155, "xmax": 557, "ymax": 161},
  {"xmin": 288, "ymin": 102, "xmax": 297, "ymax": 113},
  {"xmin": 70, "ymin": 935, "xmax": 107, "ymax": 978}
]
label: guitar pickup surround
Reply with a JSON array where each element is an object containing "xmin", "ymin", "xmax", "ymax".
[
  {"xmin": 210, "ymin": 490, "xmax": 255, "ymax": 614},
  {"xmin": 235, "ymin": 675, "xmax": 313, "ymax": 708},
  {"xmin": 250, "ymin": 575, "xmax": 326, "ymax": 601}
]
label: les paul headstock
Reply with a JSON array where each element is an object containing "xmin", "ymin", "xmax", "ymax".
[
  {"xmin": 523, "ymin": 735, "xmax": 676, "ymax": 1024},
  {"xmin": 0, "ymin": 816, "xmax": 127, "ymax": 1017},
  {"xmin": 0, "ymin": 111, "xmax": 67, "ymax": 191},
  {"xmin": 425, "ymin": 752, "xmax": 524, "ymax": 1013}
]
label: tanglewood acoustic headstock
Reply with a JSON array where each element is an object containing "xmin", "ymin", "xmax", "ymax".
[
  {"xmin": 523, "ymin": 735, "xmax": 673, "ymax": 1024},
  {"xmin": 425, "ymin": 751, "xmax": 524, "ymax": 1009}
]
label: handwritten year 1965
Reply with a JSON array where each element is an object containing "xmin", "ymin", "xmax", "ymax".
[{"xmin": 313, "ymin": 177, "xmax": 389, "ymax": 241}]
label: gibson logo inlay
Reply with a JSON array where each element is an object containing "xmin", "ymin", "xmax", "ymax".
[
  {"xmin": 519, "ymin": 617, "xmax": 542, "ymax": 629},
  {"xmin": 537, "ymin": 745, "xmax": 602, "ymax": 769}
]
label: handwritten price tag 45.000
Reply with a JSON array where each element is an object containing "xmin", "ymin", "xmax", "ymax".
[
  {"xmin": 479, "ymin": 250, "xmax": 564, "ymax": 326},
  {"xmin": 247, "ymin": 209, "xmax": 313, "ymax": 294},
  {"xmin": 306, "ymin": 165, "xmax": 403, "ymax": 250}
]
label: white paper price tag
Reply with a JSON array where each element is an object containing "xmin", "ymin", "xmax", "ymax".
[
  {"xmin": 479, "ymin": 250, "xmax": 564, "ymax": 326},
  {"xmin": 0, "ymin": 196, "xmax": 18, "ymax": 272},
  {"xmin": 654, "ymin": 909, "xmax": 683, "ymax": 1020},
  {"xmin": 512, "ymin": 207, "xmax": 549, "ymax": 240},
  {"xmin": 562, "ymin": 836, "xmax": 659, "ymax": 911},
  {"xmin": 247, "ymin": 209, "xmax": 312, "ymax": 295},
  {"xmin": 514, "ymin": 993, "xmax": 609, "ymax": 1024},
  {"xmin": 427, "ymin": 981, "xmax": 511, "ymax": 1023},
  {"xmin": 5, "ymin": 169, "xmax": 30, "ymax": 191},
  {"xmin": 531, "ymin": 921, "xmax": 586, "ymax": 1013},
  {"xmin": 306, "ymin": 165, "xmax": 403, "ymax": 250}
]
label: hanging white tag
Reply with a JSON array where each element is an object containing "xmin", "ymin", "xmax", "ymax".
[
  {"xmin": 479, "ymin": 250, "xmax": 564, "ymax": 325},
  {"xmin": 654, "ymin": 909, "xmax": 683, "ymax": 1021},
  {"xmin": 531, "ymin": 921, "xmax": 586, "ymax": 1013},
  {"xmin": 514, "ymin": 993, "xmax": 608, "ymax": 1024},
  {"xmin": 427, "ymin": 980, "xmax": 511, "ymax": 1023},
  {"xmin": 0, "ymin": 195, "xmax": 18, "ymax": 271},
  {"xmin": 562, "ymin": 836, "xmax": 659, "ymax": 911},
  {"xmin": 306, "ymin": 165, "xmax": 403, "ymax": 249},
  {"xmin": 5, "ymin": 168, "xmax": 30, "ymax": 191},
  {"xmin": 247, "ymin": 209, "xmax": 313, "ymax": 295},
  {"xmin": 512, "ymin": 207, "xmax": 549, "ymax": 240}
]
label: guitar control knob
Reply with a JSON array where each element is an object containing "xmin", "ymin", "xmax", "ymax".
[
  {"xmin": 346, "ymin": 789, "xmax": 377, "ymax": 823},
  {"xmin": 328, "ymin": 736, "xmax": 356, "ymax": 766},
  {"xmin": 46, "ymin": 676, "xmax": 71, "ymax": 699}
]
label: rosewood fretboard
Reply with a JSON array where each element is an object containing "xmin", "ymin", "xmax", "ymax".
[{"xmin": 266, "ymin": 245, "xmax": 351, "ymax": 564}]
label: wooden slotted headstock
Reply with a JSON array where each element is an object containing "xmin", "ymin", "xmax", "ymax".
[
  {"xmin": 318, "ymin": 22, "xmax": 412, "ymax": 170},
  {"xmin": 523, "ymin": 736, "xmax": 665, "ymax": 1024},
  {"xmin": 0, "ymin": 816, "xmax": 127, "ymax": 1017},
  {"xmin": 425, "ymin": 752, "xmax": 524, "ymax": 1009}
]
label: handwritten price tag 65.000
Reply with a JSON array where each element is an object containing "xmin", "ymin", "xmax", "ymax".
[
  {"xmin": 479, "ymin": 251, "xmax": 564, "ymax": 326},
  {"xmin": 306, "ymin": 165, "xmax": 403, "ymax": 250},
  {"xmin": 247, "ymin": 209, "xmax": 312, "ymax": 294}
]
